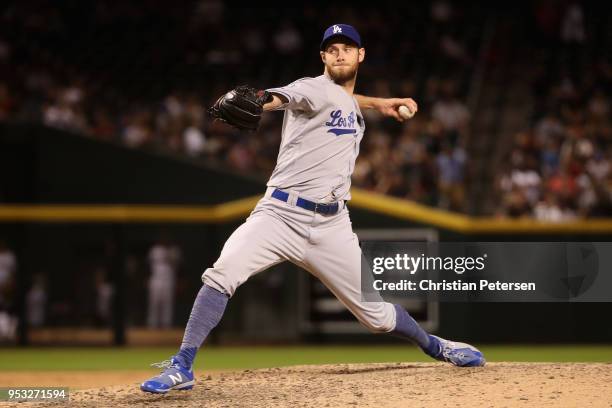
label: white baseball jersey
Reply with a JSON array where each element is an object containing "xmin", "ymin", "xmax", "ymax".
[
  {"xmin": 148, "ymin": 244, "xmax": 181, "ymax": 328},
  {"xmin": 149, "ymin": 244, "xmax": 181, "ymax": 285},
  {"xmin": 266, "ymin": 74, "xmax": 365, "ymax": 203}
]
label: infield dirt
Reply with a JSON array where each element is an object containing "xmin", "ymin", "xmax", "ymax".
[{"xmin": 3, "ymin": 362, "xmax": 611, "ymax": 407}]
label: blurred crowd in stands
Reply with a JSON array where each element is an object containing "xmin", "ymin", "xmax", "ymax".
[
  {"xmin": 0, "ymin": 0, "xmax": 478, "ymax": 212},
  {"xmin": 494, "ymin": 1, "xmax": 612, "ymax": 219},
  {"xmin": 0, "ymin": 1, "xmax": 610, "ymax": 217},
  {"xmin": 496, "ymin": 86, "xmax": 611, "ymax": 220}
]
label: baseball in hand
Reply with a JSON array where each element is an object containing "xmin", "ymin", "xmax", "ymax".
[{"xmin": 398, "ymin": 105, "xmax": 415, "ymax": 119}]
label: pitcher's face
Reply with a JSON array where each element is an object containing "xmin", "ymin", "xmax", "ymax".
[{"xmin": 321, "ymin": 41, "xmax": 365, "ymax": 85}]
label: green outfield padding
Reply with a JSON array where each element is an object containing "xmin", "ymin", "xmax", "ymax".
[{"xmin": 0, "ymin": 345, "xmax": 611, "ymax": 371}]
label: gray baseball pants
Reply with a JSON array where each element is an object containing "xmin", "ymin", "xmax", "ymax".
[{"xmin": 202, "ymin": 188, "xmax": 397, "ymax": 333}]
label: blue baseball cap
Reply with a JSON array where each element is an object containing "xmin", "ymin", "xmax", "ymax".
[{"xmin": 320, "ymin": 24, "xmax": 361, "ymax": 50}]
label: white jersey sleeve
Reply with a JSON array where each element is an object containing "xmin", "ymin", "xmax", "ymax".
[{"xmin": 266, "ymin": 77, "xmax": 325, "ymax": 113}]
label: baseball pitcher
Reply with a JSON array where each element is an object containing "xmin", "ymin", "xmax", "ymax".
[{"xmin": 141, "ymin": 23, "xmax": 485, "ymax": 394}]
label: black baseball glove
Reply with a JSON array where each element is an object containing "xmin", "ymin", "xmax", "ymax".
[{"xmin": 208, "ymin": 85, "xmax": 273, "ymax": 131}]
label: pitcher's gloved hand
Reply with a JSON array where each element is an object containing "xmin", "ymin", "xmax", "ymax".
[{"xmin": 208, "ymin": 86, "xmax": 273, "ymax": 131}]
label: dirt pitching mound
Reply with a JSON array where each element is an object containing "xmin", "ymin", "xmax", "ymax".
[{"xmin": 11, "ymin": 362, "xmax": 612, "ymax": 408}]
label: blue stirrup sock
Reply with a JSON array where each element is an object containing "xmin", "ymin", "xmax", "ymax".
[
  {"xmin": 174, "ymin": 284, "xmax": 229, "ymax": 369},
  {"xmin": 174, "ymin": 293, "xmax": 440, "ymax": 368},
  {"xmin": 390, "ymin": 304, "xmax": 441, "ymax": 357}
]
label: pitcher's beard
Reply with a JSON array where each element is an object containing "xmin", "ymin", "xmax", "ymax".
[{"xmin": 328, "ymin": 65, "xmax": 358, "ymax": 85}]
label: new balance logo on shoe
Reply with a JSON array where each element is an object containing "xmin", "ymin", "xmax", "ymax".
[{"xmin": 169, "ymin": 373, "xmax": 183, "ymax": 385}]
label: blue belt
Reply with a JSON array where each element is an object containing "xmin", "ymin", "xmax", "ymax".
[{"xmin": 271, "ymin": 189, "xmax": 341, "ymax": 215}]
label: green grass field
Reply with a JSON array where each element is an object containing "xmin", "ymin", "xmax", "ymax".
[{"xmin": 0, "ymin": 345, "xmax": 611, "ymax": 371}]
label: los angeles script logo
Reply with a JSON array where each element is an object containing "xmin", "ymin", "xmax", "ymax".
[{"xmin": 325, "ymin": 110, "xmax": 357, "ymax": 136}]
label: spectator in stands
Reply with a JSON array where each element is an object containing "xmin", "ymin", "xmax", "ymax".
[
  {"xmin": 431, "ymin": 80, "xmax": 470, "ymax": 145},
  {"xmin": 122, "ymin": 110, "xmax": 153, "ymax": 148},
  {"xmin": 584, "ymin": 170, "xmax": 612, "ymax": 216},
  {"xmin": 534, "ymin": 192, "xmax": 573, "ymax": 221},
  {"xmin": 436, "ymin": 141, "xmax": 467, "ymax": 211},
  {"xmin": 502, "ymin": 187, "xmax": 531, "ymax": 218},
  {"xmin": 183, "ymin": 120, "xmax": 206, "ymax": 157}
]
